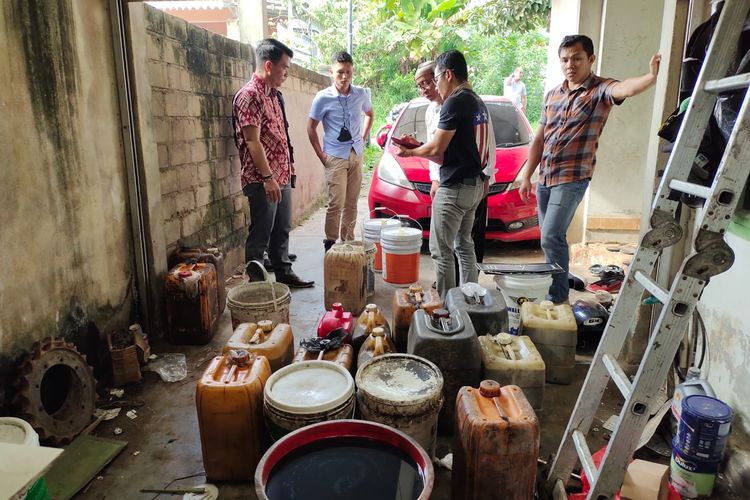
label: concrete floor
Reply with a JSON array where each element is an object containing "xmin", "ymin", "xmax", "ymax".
[{"xmin": 79, "ymin": 195, "xmax": 626, "ymax": 499}]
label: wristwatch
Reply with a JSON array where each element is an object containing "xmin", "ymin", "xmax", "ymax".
[{"xmin": 262, "ymin": 174, "xmax": 273, "ymax": 182}]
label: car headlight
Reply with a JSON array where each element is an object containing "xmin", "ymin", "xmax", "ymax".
[
  {"xmin": 377, "ymin": 154, "xmax": 414, "ymax": 190},
  {"xmin": 507, "ymin": 161, "xmax": 539, "ymax": 191}
]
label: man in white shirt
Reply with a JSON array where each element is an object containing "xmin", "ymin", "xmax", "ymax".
[
  {"xmin": 414, "ymin": 61, "xmax": 444, "ymax": 199},
  {"xmin": 503, "ymin": 66, "xmax": 527, "ymax": 113}
]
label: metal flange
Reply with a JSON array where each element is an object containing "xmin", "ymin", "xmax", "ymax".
[{"xmin": 13, "ymin": 337, "xmax": 97, "ymax": 445}]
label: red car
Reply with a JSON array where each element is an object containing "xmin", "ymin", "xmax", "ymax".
[{"xmin": 368, "ymin": 96, "xmax": 540, "ymax": 242}]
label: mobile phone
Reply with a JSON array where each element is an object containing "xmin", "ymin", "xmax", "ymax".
[{"xmin": 291, "ymin": 174, "xmax": 297, "ymax": 188}]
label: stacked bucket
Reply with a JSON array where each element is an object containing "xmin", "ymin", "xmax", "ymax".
[{"xmin": 671, "ymin": 395, "xmax": 733, "ymax": 498}]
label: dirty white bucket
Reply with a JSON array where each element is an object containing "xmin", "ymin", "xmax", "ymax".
[
  {"xmin": 0, "ymin": 417, "xmax": 44, "ymax": 499},
  {"xmin": 364, "ymin": 218, "xmax": 401, "ymax": 273},
  {"xmin": 494, "ymin": 274, "xmax": 553, "ymax": 335},
  {"xmin": 356, "ymin": 354, "xmax": 443, "ymax": 458},
  {"xmin": 0, "ymin": 417, "xmax": 39, "ymax": 447},
  {"xmin": 381, "ymin": 227, "xmax": 422, "ymax": 285}
]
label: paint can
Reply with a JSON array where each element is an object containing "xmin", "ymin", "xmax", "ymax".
[
  {"xmin": 263, "ymin": 361, "xmax": 355, "ymax": 440},
  {"xmin": 364, "ymin": 218, "xmax": 401, "ymax": 273},
  {"xmin": 381, "ymin": 227, "xmax": 423, "ymax": 285},
  {"xmin": 676, "ymin": 395, "xmax": 733, "ymax": 460},
  {"xmin": 670, "ymin": 437, "xmax": 721, "ymax": 498},
  {"xmin": 356, "ymin": 354, "xmax": 444, "ymax": 458}
]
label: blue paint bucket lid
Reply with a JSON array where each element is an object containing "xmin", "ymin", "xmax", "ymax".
[{"xmin": 682, "ymin": 395, "xmax": 733, "ymax": 422}]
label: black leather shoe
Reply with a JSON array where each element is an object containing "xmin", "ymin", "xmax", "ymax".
[
  {"xmin": 324, "ymin": 240, "xmax": 336, "ymax": 252},
  {"xmin": 276, "ymin": 272, "xmax": 314, "ymax": 288},
  {"xmin": 263, "ymin": 257, "xmax": 274, "ymax": 272},
  {"xmin": 289, "ymin": 253, "xmax": 297, "ymax": 262}
]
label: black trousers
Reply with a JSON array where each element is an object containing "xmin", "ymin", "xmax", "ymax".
[
  {"xmin": 243, "ymin": 182, "xmax": 292, "ymax": 276},
  {"xmin": 454, "ymin": 195, "xmax": 488, "ymax": 279}
]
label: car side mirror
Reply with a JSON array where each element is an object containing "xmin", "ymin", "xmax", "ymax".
[{"xmin": 375, "ymin": 124, "xmax": 392, "ymax": 149}]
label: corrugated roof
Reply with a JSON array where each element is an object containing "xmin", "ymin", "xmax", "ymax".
[{"xmin": 145, "ymin": 1, "xmax": 228, "ymax": 11}]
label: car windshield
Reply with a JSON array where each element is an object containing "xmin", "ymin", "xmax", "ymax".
[{"xmin": 391, "ymin": 100, "xmax": 531, "ymax": 147}]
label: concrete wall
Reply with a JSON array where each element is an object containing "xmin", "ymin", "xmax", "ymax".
[
  {"xmin": 0, "ymin": 0, "xmax": 133, "ymax": 384},
  {"xmin": 587, "ymin": 0, "xmax": 663, "ymax": 242},
  {"xmin": 141, "ymin": 6, "xmax": 327, "ymax": 273}
]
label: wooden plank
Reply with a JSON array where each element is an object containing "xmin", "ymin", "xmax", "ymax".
[{"xmin": 586, "ymin": 217, "xmax": 641, "ymax": 231}]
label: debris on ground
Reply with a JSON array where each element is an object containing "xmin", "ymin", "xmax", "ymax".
[
  {"xmin": 435, "ymin": 453, "xmax": 453, "ymax": 470},
  {"xmin": 184, "ymin": 484, "xmax": 219, "ymax": 500},
  {"xmin": 126, "ymin": 410, "xmax": 138, "ymax": 420},
  {"xmin": 133, "ymin": 451, "xmax": 140, "ymax": 456},
  {"xmin": 109, "ymin": 388, "xmax": 125, "ymax": 398},
  {"xmin": 113, "ymin": 427, "xmax": 123, "ymax": 435},
  {"xmin": 97, "ymin": 399, "xmax": 144, "ymax": 410},
  {"xmin": 94, "ymin": 408, "xmax": 122, "ymax": 421},
  {"xmin": 144, "ymin": 353, "xmax": 187, "ymax": 382}
]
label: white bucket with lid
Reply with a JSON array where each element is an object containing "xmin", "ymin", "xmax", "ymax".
[
  {"xmin": 264, "ymin": 360, "xmax": 355, "ymax": 440},
  {"xmin": 364, "ymin": 218, "xmax": 401, "ymax": 273},
  {"xmin": 494, "ymin": 274, "xmax": 553, "ymax": 335},
  {"xmin": 381, "ymin": 227, "xmax": 423, "ymax": 284}
]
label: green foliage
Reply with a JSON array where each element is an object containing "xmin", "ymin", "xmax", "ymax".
[
  {"xmin": 299, "ymin": 0, "xmax": 549, "ymax": 131},
  {"xmin": 362, "ymin": 144, "xmax": 383, "ymax": 173},
  {"xmin": 470, "ymin": 30, "xmax": 548, "ymax": 125}
]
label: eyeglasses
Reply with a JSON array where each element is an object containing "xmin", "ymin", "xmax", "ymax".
[
  {"xmin": 415, "ymin": 78, "xmax": 435, "ymax": 91},
  {"xmin": 434, "ymin": 70, "xmax": 447, "ymax": 83}
]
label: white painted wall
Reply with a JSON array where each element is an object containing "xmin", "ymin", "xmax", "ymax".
[{"xmin": 699, "ymin": 228, "xmax": 750, "ymax": 439}]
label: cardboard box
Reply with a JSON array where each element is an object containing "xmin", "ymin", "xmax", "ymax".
[{"xmin": 620, "ymin": 459, "xmax": 669, "ymax": 500}]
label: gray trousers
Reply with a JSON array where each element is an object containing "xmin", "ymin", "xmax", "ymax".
[
  {"xmin": 243, "ymin": 182, "xmax": 292, "ymax": 276},
  {"xmin": 429, "ymin": 180, "xmax": 484, "ymax": 297}
]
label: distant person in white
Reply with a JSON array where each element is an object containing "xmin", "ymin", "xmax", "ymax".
[{"xmin": 504, "ymin": 66, "xmax": 527, "ymax": 113}]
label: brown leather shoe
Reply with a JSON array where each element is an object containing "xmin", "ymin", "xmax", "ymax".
[{"xmin": 276, "ymin": 271, "xmax": 314, "ymax": 288}]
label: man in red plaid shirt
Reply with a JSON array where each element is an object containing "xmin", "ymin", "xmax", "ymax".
[
  {"xmin": 233, "ymin": 38, "xmax": 313, "ymax": 288},
  {"xmin": 520, "ymin": 34, "xmax": 661, "ymax": 303}
]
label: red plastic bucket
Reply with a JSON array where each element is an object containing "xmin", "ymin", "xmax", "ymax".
[{"xmin": 255, "ymin": 419, "xmax": 434, "ymax": 499}]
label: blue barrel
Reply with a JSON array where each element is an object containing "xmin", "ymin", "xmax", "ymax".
[
  {"xmin": 671, "ymin": 438, "xmax": 721, "ymax": 498},
  {"xmin": 676, "ymin": 395, "xmax": 733, "ymax": 460}
]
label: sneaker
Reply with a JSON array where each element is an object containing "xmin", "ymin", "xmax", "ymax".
[{"xmin": 276, "ymin": 271, "xmax": 315, "ymax": 288}]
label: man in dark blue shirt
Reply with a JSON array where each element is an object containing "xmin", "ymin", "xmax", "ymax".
[{"xmin": 396, "ymin": 50, "xmax": 492, "ymax": 296}]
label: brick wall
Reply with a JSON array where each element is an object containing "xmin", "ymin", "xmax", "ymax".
[{"xmin": 143, "ymin": 6, "xmax": 328, "ymax": 273}]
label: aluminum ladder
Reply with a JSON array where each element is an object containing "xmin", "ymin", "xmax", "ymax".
[{"xmin": 548, "ymin": 1, "xmax": 750, "ymax": 498}]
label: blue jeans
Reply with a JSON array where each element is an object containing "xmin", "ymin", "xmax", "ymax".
[
  {"xmin": 537, "ymin": 179, "xmax": 589, "ymax": 303},
  {"xmin": 429, "ymin": 180, "xmax": 484, "ymax": 297}
]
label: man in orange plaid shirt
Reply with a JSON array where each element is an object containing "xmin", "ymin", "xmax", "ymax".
[{"xmin": 520, "ymin": 34, "xmax": 661, "ymax": 304}]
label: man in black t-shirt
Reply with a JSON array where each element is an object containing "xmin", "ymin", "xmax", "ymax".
[{"xmin": 396, "ymin": 50, "xmax": 492, "ymax": 296}]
